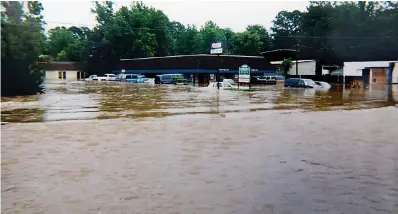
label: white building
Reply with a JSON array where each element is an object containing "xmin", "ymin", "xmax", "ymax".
[
  {"xmin": 342, "ymin": 61, "xmax": 398, "ymax": 84},
  {"xmin": 40, "ymin": 62, "xmax": 84, "ymax": 81},
  {"xmin": 271, "ymin": 60, "xmax": 316, "ymax": 76}
]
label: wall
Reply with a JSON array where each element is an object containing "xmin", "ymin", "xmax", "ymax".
[
  {"xmin": 288, "ymin": 61, "xmax": 316, "ymax": 76},
  {"xmin": 392, "ymin": 62, "xmax": 398, "ymax": 84},
  {"xmin": 343, "ymin": 61, "xmax": 398, "ymax": 76},
  {"xmin": 370, "ymin": 69, "xmax": 387, "ymax": 85},
  {"xmin": 45, "ymin": 70, "xmax": 81, "ymax": 81}
]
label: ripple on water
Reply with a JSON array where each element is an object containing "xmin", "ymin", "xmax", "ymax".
[{"xmin": 1, "ymin": 82, "xmax": 397, "ymax": 122}]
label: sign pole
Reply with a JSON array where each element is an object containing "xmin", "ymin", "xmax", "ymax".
[
  {"xmin": 217, "ymin": 54, "xmax": 220, "ymax": 90},
  {"xmin": 210, "ymin": 41, "xmax": 223, "ymax": 89}
]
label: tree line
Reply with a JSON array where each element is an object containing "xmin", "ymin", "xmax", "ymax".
[{"xmin": 2, "ymin": 1, "xmax": 398, "ymax": 96}]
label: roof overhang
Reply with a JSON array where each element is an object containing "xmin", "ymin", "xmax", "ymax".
[{"xmin": 260, "ymin": 49, "xmax": 298, "ymax": 61}]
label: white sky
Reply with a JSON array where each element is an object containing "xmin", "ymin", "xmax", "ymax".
[{"xmin": 41, "ymin": 1, "xmax": 309, "ymax": 32}]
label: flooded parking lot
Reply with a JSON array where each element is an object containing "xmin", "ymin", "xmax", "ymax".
[
  {"xmin": 1, "ymin": 81, "xmax": 397, "ymax": 123},
  {"xmin": 2, "ymin": 82, "xmax": 398, "ymax": 214}
]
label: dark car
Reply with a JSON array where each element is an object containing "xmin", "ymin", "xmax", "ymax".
[
  {"xmin": 284, "ymin": 78, "xmax": 318, "ymax": 88},
  {"xmin": 251, "ymin": 76, "xmax": 267, "ymax": 84},
  {"xmin": 155, "ymin": 74, "xmax": 185, "ymax": 84}
]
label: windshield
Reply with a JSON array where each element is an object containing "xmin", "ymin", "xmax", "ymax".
[{"xmin": 304, "ymin": 79, "xmax": 316, "ymax": 86}]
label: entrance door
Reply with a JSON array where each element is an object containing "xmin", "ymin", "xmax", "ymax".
[{"xmin": 372, "ymin": 69, "xmax": 387, "ymax": 85}]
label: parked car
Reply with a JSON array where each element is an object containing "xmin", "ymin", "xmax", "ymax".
[
  {"xmin": 85, "ymin": 75, "xmax": 98, "ymax": 81},
  {"xmin": 223, "ymin": 79, "xmax": 236, "ymax": 85},
  {"xmin": 155, "ymin": 74, "xmax": 185, "ymax": 84},
  {"xmin": 97, "ymin": 74, "xmax": 117, "ymax": 81},
  {"xmin": 143, "ymin": 78, "xmax": 155, "ymax": 84},
  {"xmin": 284, "ymin": 78, "xmax": 319, "ymax": 88},
  {"xmin": 264, "ymin": 75, "xmax": 285, "ymax": 84},
  {"xmin": 251, "ymin": 76, "xmax": 267, "ymax": 84},
  {"xmin": 116, "ymin": 73, "xmax": 124, "ymax": 81},
  {"xmin": 119, "ymin": 74, "xmax": 144, "ymax": 83},
  {"xmin": 314, "ymin": 81, "xmax": 332, "ymax": 89},
  {"xmin": 208, "ymin": 82, "xmax": 236, "ymax": 89}
]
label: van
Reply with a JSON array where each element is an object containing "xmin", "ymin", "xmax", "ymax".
[
  {"xmin": 120, "ymin": 74, "xmax": 144, "ymax": 83},
  {"xmin": 155, "ymin": 74, "xmax": 185, "ymax": 84}
]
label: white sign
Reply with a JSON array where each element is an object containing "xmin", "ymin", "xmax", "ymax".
[
  {"xmin": 238, "ymin": 64, "xmax": 251, "ymax": 83},
  {"xmin": 210, "ymin": 42, "xmax": 223, "ymax": 55}
]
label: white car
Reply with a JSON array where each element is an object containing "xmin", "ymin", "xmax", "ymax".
[
  {"xmin": 314, "ymin": 81, "xmax": 332, "ymax": 89},
  {"xmin": 223, "ymin": 79, "xmax": 236, "ymax": 85},
  {"xmin": 85, "ymin": 75, "xmax": 98, "ymax": 81},
  {"xmin": 208, "ymin": 82, "xmax": 236, "ymax": 89},
  {"xmin": 97, "ymin": 74, "xmax": 117, "ymax": 81}
]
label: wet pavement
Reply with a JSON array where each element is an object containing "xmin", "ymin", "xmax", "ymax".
[{"xmin": 1, "ymin": 81, "xmax": 398, "ymax": 214}]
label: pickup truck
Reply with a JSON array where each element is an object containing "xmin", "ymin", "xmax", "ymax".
[{"xmin": 97, "ymin": 74, "xmax": 117, "ymax": 81}]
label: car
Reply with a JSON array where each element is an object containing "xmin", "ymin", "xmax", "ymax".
[
  {"xmin": 120, "ymin": 74, "xmax": 144, "ymax": 83},
  {"xmin": 155, "ymin": 74, "xmax": 185, "ymax": 84},
  {"xmin": 284, "ymin": 78, "xmax": 319, "ymax": 88},
  {"xmin": 208, "ymin": 82, "xmax": 236, "ymax": 89},
  {"xmin": 251, "ymin": 76, "xmax": 267, "ymax": 84},
  {"xmin": 223, "ymin": 79, "xmax": 236, "ymax": 85},
  {"xmin": 85, "ymin": 75, "xmax": 98, "ymax": 81},
  {"xmin": 97, "ymin": 74, "xmax": 117, "ymax": 81},
  {"xmin": 314, "ymin": 81, "xmax": 332, "ymax": 89}
]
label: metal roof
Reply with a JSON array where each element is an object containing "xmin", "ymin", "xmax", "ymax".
[
  {"xmin": 120, "ymin": 54, "xmax": 264, "ymax": 61},
  {"xmin": 271, "ymin": 60, "xmax": 316, "ymax": 64},
  {"xmin": 260, "ymin": 49, "xmax": 297, "ymax": 55}
]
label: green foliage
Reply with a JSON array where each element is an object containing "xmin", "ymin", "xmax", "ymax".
[
  {"xmin": 38, "ymin": 0, "xmax": 398, "ymax": 78},
  {"xmin": 1, "ymin": 1, "xmax": 45, "ymax": 96},
  {"xmin": 271, "ymin": 1, "xmax": 398, "ymax": 64},
  {"xmin": 280, "ymin": 58, "xmax": 294, "ymax": 76},
  {"xmin": 46, "ymin": 26, "xmax": 87, "ymax": 61}
]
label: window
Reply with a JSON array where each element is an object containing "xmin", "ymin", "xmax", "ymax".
[
  {"xmin": 58, "ymin": 72, "xmax": 62, "ymax": 79},
  {"xmin": 62, "ymin": 72, "xmax": 66, "ymax": 79},
  {"xmin": 162, "ymin": 75, "xmax": 172, "ymax": 80}
]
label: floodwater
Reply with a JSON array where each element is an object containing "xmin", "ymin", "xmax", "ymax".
[
  {"xmin": 1, "ymin": 81, "xmax": 397, "ymax": 123},
  {"xmin": 1, "ymin": 81, "xmax": 398, "ymax": 214}
]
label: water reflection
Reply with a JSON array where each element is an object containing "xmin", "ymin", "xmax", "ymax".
[{"xmin": 1, "ymin": 82, "xmax": 397, "ymax": 123}]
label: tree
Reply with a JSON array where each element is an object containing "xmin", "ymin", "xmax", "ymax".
[
  {"xmin": 271, "ymin": 10, "xmax": 303, "ymax": 50},
  {"xmin": 246, "ymin": 25, "xmax": 271, "ymax": 52},
  {"xmin": 281, "ymin": 58, "xmax": 293, "ymax": 76},
  {"xmin": 1, "ymin": 1, "xmax": 45, "ymax": 96},
  {"xmin": 231, "ymin": 31, "xmax": 262, "ymax": 55},
  {"xmin": 197, "ymin": 21, "xmax": 226, "ymax": 53}
]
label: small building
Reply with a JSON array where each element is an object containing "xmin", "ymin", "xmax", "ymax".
[
  {"xmin": 343, "ymin": 61, "xmax": 398, "ymax": 85},
  {"xmin": 39, "ymin": 61, "xmax": 84, "ymax": 81},
  {"xmin": 271, "ymin": 60, "xmax": 317, "ymax": 76}
]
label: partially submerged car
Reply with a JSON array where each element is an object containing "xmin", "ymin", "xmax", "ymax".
[
  {"xmin": 284, "ymin": 78, "xmax": 319, "ymax": 88},
  {"xmin": 208, "ymin": 82, "xmax": 236, "ymax": 89},
  {"xmin": 314, "ymin": 81, "xmax": 332, "ymax": 89},
  {"xmin": 85, "ymin": 75, "xmax": 98, "ymax": 81},
  {"xmin": 97, "ymin": 74, "xmax": 117, "ymax": 81},
  {"xmin": 119, "ymin": 74, "xmax": 144, "ymax": 83}
]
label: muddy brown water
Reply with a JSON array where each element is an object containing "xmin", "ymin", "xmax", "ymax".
[{"xmin": 1, "ymin": 81, "xmax": 398, "ymax": 214}]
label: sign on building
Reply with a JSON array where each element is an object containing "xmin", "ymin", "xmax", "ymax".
[
  {"xmin": 210, "ymin": 41, "xmax": 223, "ymax": 55},
  {"xmin": 239, "ymin": 64, "xmax": 251, "ymax": 83}
]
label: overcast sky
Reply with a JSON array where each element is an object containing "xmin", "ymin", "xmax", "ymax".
[{"xmin": 41, "ymin": 1, "xmax": 309, "ymax": 32}]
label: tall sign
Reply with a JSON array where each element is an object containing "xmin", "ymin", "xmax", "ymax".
[
  {"xmin": 210, "ymin": 41, "xmax": 223, "ymax": 55},
  {"xmin": 239, "ymin": 64, "xmax": 251, "ymax": 89},
  {"xmin": 239, "ymin": 64, "xmax": 250, "ymax": 82}
]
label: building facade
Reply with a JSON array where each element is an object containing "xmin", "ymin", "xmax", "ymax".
[
  {"xmin": 39, "ymin": 62, "xmax": 84, "ymax": 82},
  {"xmin": 343, "ymin": 61, "xmax": 398, "ymax": 85},
  {"xmin": 113, "ymin": 54, "xmax": 277, "ymax": 85}
]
